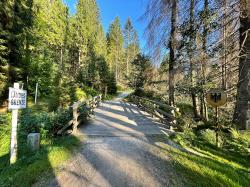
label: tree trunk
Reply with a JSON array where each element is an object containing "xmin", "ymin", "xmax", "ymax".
[
  {"xmin": 189, "ymin": 0, "xmax": 200, "ymax": 118},
  {"xmin": 126, "ymin": 51, "xmax": 129, "ymax": 77},
  {"xmin": 222, "ymin": 0, "xmax": 228, "ymax": 90},
  {"xmin": 200, "ymin": 0, "xmax": 209, "ymax": 121},
  {"xmin": 168, "ymin": 0, "xmax": 177, "ymax": 106},
  {"xmin": 233, "ymin": 0, "xmax": 250, "ymax": 129}
]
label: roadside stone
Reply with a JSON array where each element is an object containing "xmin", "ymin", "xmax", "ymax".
[{"xmin": 27, "ymin": 133, "xmax": 40, "ymax": 152}]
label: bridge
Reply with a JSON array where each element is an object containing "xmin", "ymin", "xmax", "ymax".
[{"xmin": 46, "ymin": 92, "xmax": 175, "ymax": 187}]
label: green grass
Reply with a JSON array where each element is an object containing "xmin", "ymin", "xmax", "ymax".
[
  {"xmin": 0, "ymin": 113, "xmax": 83, "ymax": 187},
  {"xmin": 0, "ymin": 135, "xmax": 82, "ymax": 187},
  {"xmin": 150, "ymin": 134, "xmax": 250, "ymax": 187}
]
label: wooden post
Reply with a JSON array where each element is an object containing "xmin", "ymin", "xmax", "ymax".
[
  {"xmin": 35, "ymin": 82, "xmax": 38, "ymax": 104},
  {"xmin": 72, "ymin": 104, "xmax": 78, "ymax": 132},
  {"xmin": 215, "ymin": 106, "xmax": 219, "ymax": 147},
  {"xmin": 10, "ymin": 83, "xmax": 19, "ymax": 164},
  {"xmin": 105, "ymin": 86, "xmax": 108, "ymax": 99}
]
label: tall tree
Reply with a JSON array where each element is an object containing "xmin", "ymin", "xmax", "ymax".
[
  {"xmin": 123, "ymin": 18, "xmax": 140, "ymax": 77},
  {"xmin": 233, "ymin": 0, "xmax": 250, "ymax": 129},
  {"xmin": 188, "ymin": 0, "xmax": 200, "ymax": 118},
  {"xmin": 74, "ymin": 0, "xmax": 100, "ymax": 65},
  {"xmin": 199, "ymin": 0, "xmax": 209, "ymax": 121},
  {"xmin": 0, "ymin": 0, "xmax": 13, "ymax": 100},
  {"xmin": 94, "ymin": 24, "xmax": 107, "ymax": 58},
  {"xmin": 129, "ymin": 54, "xmax": 153, "ymax": 95},
  {"xmin": 107, "ymin": 17, "xmax": 124, "ymax": 82},
  {"xmin": 168, "ymin": 0, "xmax": 178, "ymax": 106},
  {"xmin": 144, "ymin": 0, "xmax": 178, "ymax": 106},
  {"xmin": 29, "ymin": 0, "xmax": 68, "ymax": 95},
  {"xmin": 0, "ymin": 0, "xmax": 33, "ymax": 102}
]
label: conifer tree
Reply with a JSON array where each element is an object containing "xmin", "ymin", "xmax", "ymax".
[
  {"xmin": 123, "ymin": 18, "xmax": 140, "ymax": 78},
  {"xmin": 107, "ymin": 17, "xmax": 124, "ymax": 82}
]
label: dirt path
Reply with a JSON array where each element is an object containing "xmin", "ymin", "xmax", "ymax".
[{"xmin": 47, "ymin": 92, "xmax": 175, "ymax": 187}]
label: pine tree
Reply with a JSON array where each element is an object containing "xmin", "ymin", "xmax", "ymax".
[
  {"xmin": 94, "ymin": 24, "xmax": 107, "ymax": 58},
  {"xmin": 130, "ymin": 54, "xmax": 153, "ymax": 95},
  {"xmin": 30, "ymin": 0, "xmax": 68, "ymax": 96},
  {"xmin": 0, "ymin": 0, "xmax": 12, "ymax": 100},
  {"xmin": 123, "ymin": 18, "xmax": 140, "ymax": 78},
  {"xmin": 74, "ymin": 0, "xmax": 100, "ymax": 64},
  {"xmin": 107, "ymin": 17, "xmax": 124, "ymax": 83},
  {"xmin": 0, "ymin": 0, "xmax": 33, "ymax": 101}
]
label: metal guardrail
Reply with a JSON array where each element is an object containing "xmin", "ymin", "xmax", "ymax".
[
  {"xmin": 131, "ymin": 95, "xmax": 179, "ymax": 127},
  {"xmin": 57, "ymin": 94, "xmax": 102, "ymax": 135}
]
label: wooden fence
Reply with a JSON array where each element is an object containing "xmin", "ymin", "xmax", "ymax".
[
  {"xmin": 57, "ymin": 94, "xmax": 102, "ymax": 135},
  {"xmin": 131, "ymin": 95, "xmax": 179, "ymax": 127}
]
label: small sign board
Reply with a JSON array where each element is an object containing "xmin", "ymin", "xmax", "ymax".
[
  {"xmin": 206, "ymin": 88, "xmax": 227, "ymax": 107},
  {"xmin": 8, "ymin": 87, "xmax": 27, "ymax": 110}
]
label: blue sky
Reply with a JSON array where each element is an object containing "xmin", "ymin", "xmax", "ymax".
[{"xmin": 63, "ymin": 0, "xmax": 149, "ymax": 50}]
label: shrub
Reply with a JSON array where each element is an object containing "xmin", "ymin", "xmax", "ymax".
[
  {"xmin": 200, "ymin": 129, "xmax": 223, "ymax": 146},
  {"xmin": 107, "ymin": 72, "xmax": 117, "ymax": 94},
  {"xmin": 83, "ymin": 86, "xmax": 99, "ymax": 97},
  {"xmin": 20, "ymin": 107, "xmax": 73, "ymax": 137},
  {"xmin": 75, "ymin": 87, "xmax": 87, "ymax": 102},
  {"xmin": 223, "ymin": 129, "xmax": 250, "ymax": 154}
]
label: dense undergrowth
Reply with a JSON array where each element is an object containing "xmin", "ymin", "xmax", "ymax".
[{"xmin": 0, "ymin": 85, "xmax": 113, "ymax": 186}]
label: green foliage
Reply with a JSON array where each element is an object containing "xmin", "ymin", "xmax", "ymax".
[
  {"xmin": 0, "ymin": 113, "xmax": 11, "ymax": 168},
  {"xmin": 129, "ymin": 54, "xmax": 153, "ymax": 94},
  {"xmin": 107, "ymin": 17, "xmax": 124, "ymax": 78},
  {"xmin": 0, "ymin": 0, "xmax": 140, "ymax": 108},
  {"xmin": 28, "ymin": 57, "xmax": 55, "ymax": 96},
  {"xmin": 200, "ymin": 129, "xmax": 223, "ymax": 146},
  {"xmin": 48, "ymin": 77, "xmax": 73, "ymax": 111},
  {"xmin": 108, "ymin": 72, "xmax": 117, "ymax": 94},
  {"xmin": 75, "ymin": 87, "xmax": 87, "ymax": 102},
  {"xmin": 224, "ymin": 129, "xmax": 250, "ymax": 154},
  {"xmin": 82, "ymin": 86, "xmax": 99, "ymax": 97},
  {"xmin": 123, "ymin": 18, "xmax": 140, "ymax": 79},
  {"xmin": 20, "ymin": 107, "xmax": 73, "ymax": 137}
]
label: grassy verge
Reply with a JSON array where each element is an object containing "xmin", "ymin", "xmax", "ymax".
[
  {"xmin": 150, "ymin": 134, "xmax": 250, "ymax": 187},
  {"xmin": 0, "ymin": 134, "xmax": 82, "ymax": 187},
  {"xmin": 0, "ymin": 113, "xmax": 84, "ymax": 187}
]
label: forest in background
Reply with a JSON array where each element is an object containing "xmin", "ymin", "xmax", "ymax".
[
  {"xmin": 0, "ymin": 0, "xmax": 250, "ymax": 186},
  {"xmin": 0, "ymin": 0, "xmax": 140, "ymax": 110},
  {"xmin": 138, "ymin": 0, "xmax": 250, "ymax": 131},
  {"xmin": 2, "ymin": 0, "xmax": 249, "ymax": 131}
]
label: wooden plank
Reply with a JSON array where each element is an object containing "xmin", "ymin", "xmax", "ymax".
[
  {"xmin": 133, "ymin": 95, "xmax": 178, "ymax": 111},
  {"xmin": 57, "ymin": 94, "xmax": 102, "ymax": 135},
  {"xmin": 155, "ymin": 108, "xmax": 175, "ymax": 120},
  {"xmin": 57, "ymin": 120, "xmax": 74, "ymax": 135}
]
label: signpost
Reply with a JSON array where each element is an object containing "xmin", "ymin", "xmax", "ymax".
[
  {"xmin": 206, "ymin": 88, "xmax": 227, "ymax": 146},
  {"xmin": 35, "ymin": 82, "xmax": 38, "ymax": 104},
  {"xmin": 8, "ymin": 83, "xmax": 27, "ymax": 164}
]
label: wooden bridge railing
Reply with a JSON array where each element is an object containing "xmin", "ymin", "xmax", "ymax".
[
  {"xmin": 131, "ymin": 95, "xmax": 179, "ymax": 128},
  {"xmin": 57, "ymin": 94, "xmax": 102, "ymax": 135}
]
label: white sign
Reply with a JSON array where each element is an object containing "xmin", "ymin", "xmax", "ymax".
[{"xmin": 8, "ymin": 87, "xmax": 27, "ymax": 110}]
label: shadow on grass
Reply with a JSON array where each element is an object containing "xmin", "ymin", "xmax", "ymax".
[
  {"xmin": 152, "ymin": 134, "xmax": 250, "ymax": 187},
  {"xmin": 193, "ymin": 141, "xmax": 250, "ymax": 168},
  {"xmin": 0, "ymin": 121, "xmax": 81, "ymax": 187}
]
